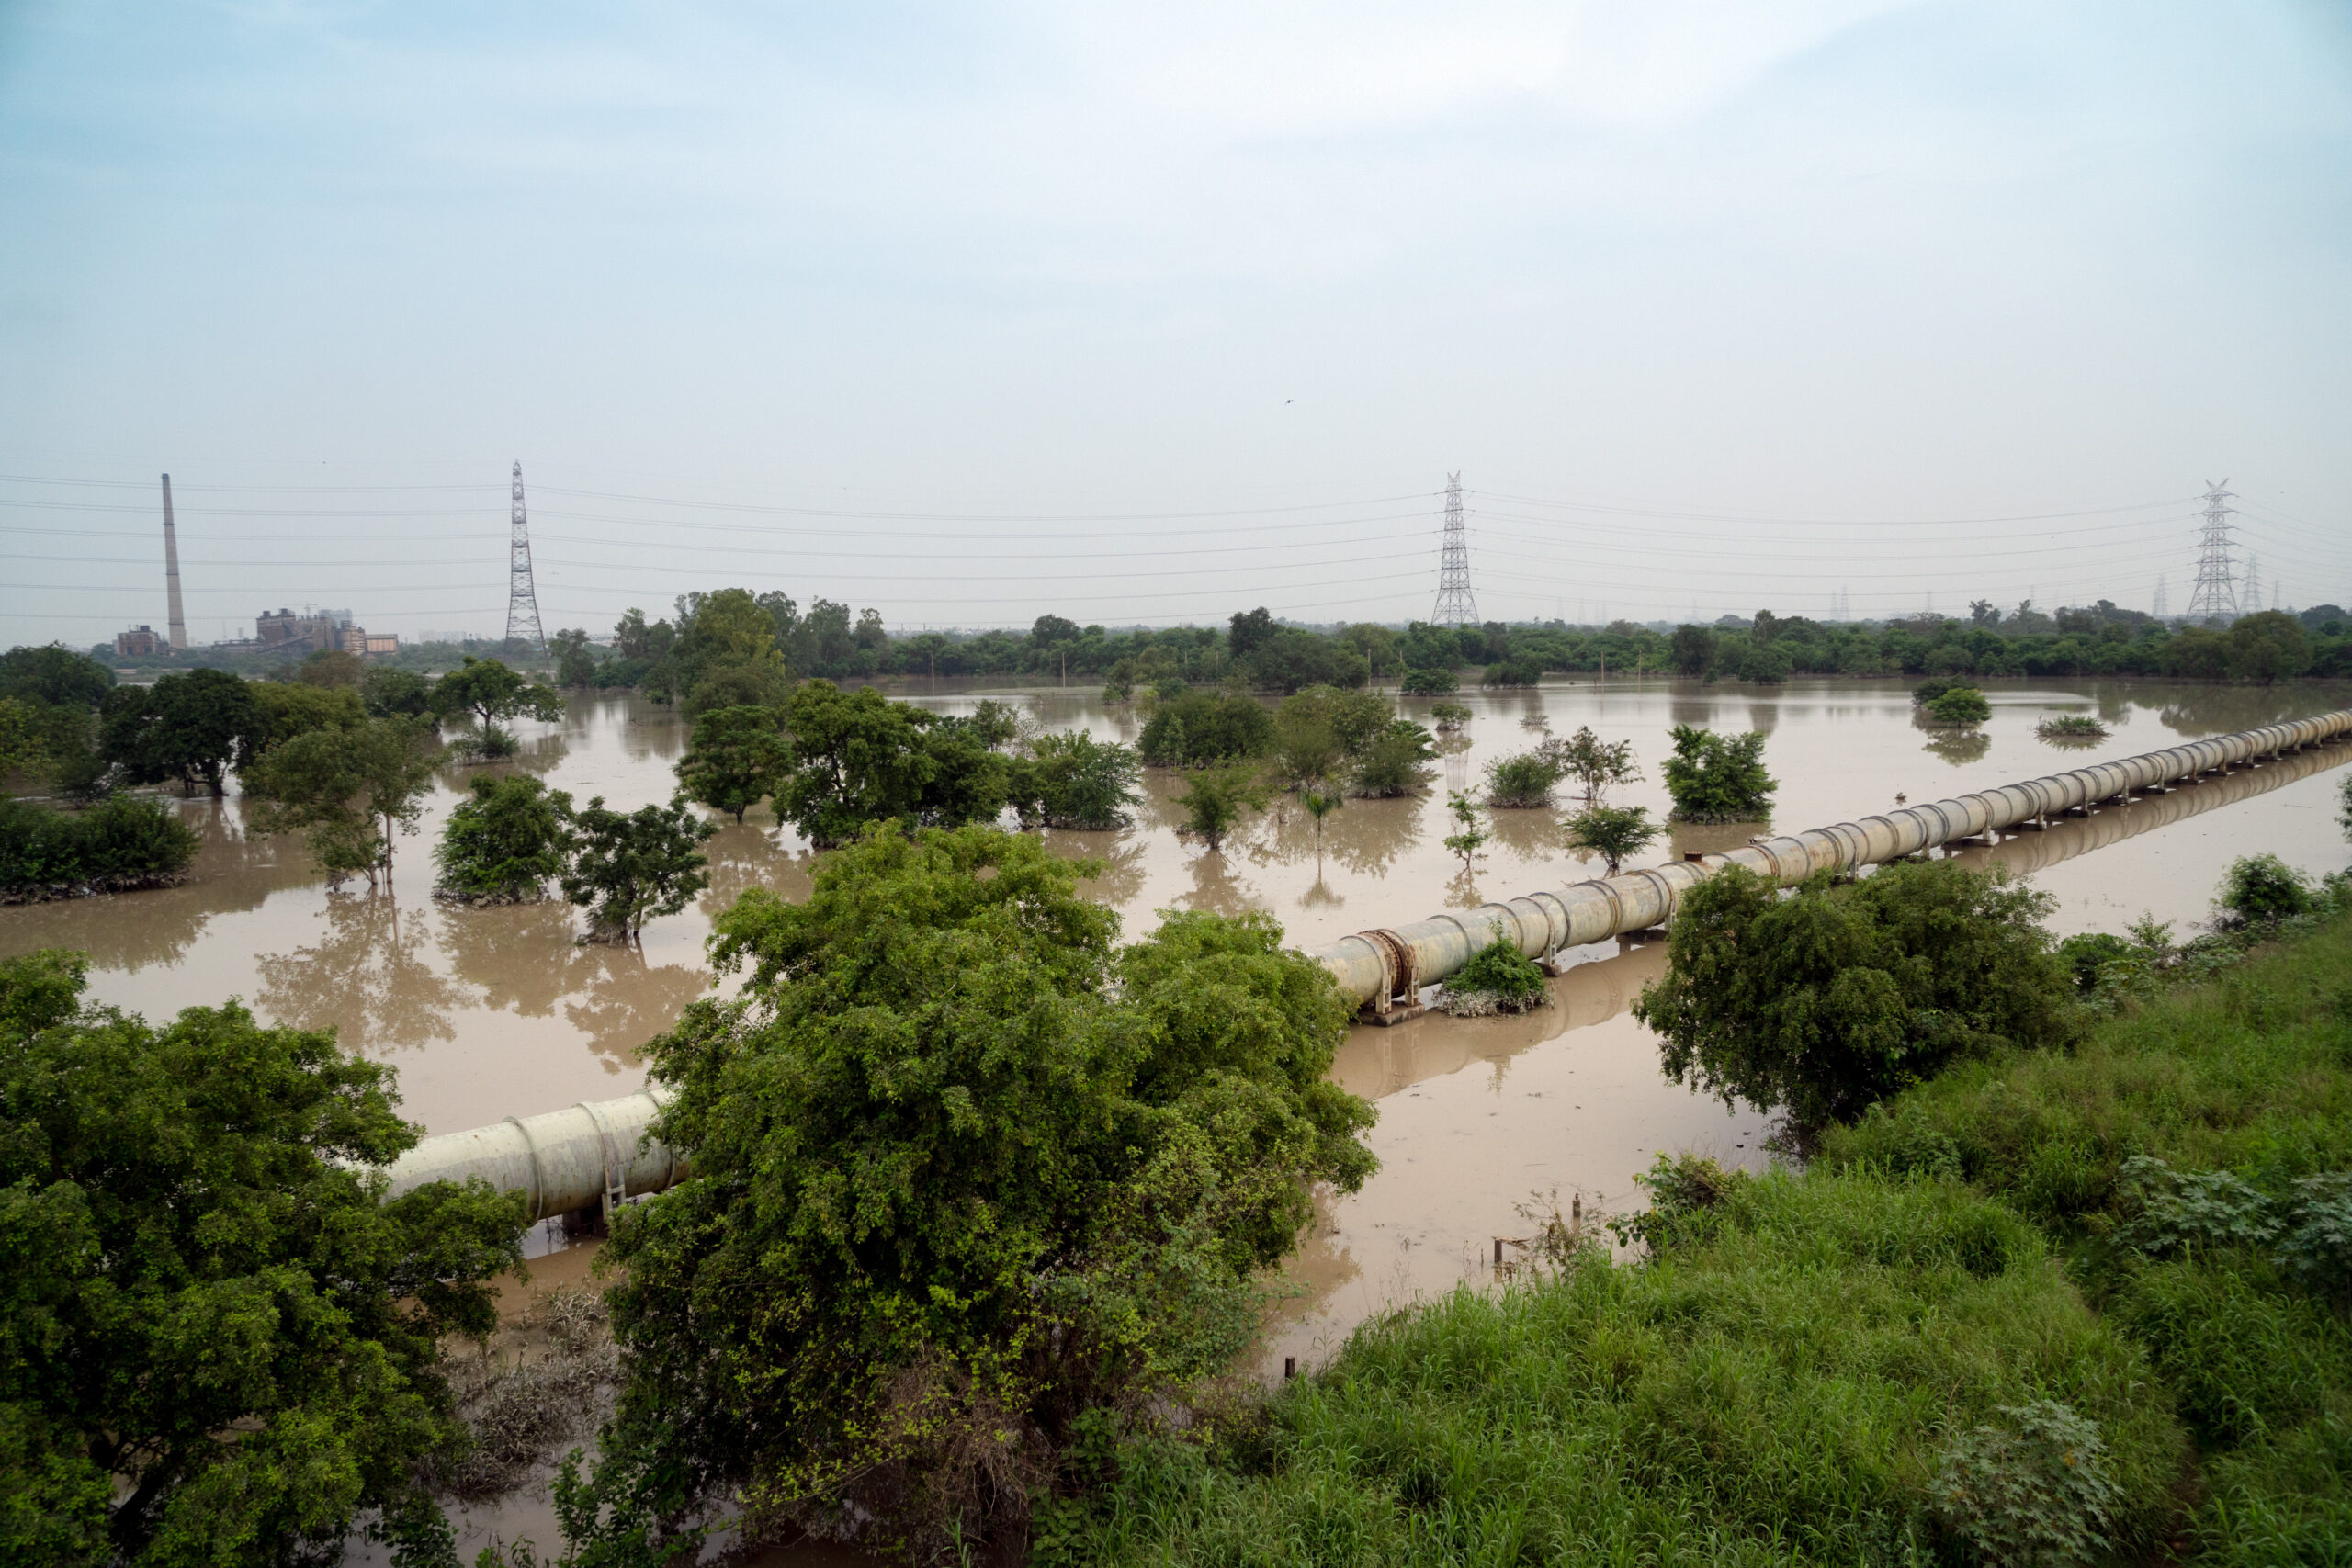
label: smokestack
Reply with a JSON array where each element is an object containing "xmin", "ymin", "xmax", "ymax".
[{"xmin": 161, "ymin": 473, "xmax": 187, "ymax": 650}]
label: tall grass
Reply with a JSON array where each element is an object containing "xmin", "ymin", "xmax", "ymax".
[{"xmin": 1046, "ymin": 1173, "xmax": 2184, "ymax": 1566}]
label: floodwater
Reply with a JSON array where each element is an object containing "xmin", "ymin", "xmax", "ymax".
[{"xmin": 21, "ymin": 675, "xmax": 2347, "ymax": 1566}]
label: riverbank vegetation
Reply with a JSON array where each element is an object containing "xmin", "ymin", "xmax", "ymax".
[{"xmin": 1038, "ymin": 856, "xmax": 2352, "ymax": 1567}]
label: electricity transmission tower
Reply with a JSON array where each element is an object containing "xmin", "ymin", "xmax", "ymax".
[
  {"xmin": 1431, "ymin": 473, "xmax": 1477, "ymax": 626},
  {"xmin": 505, "ymin": 461, "xmax": 546, "ymax": 651},
  {"xmin": 2184, "ymin": 480, "xmax": 2238, "ymax": 621},
  {"xmin": 2153, "ymin": 575, "xmax": 2168, "ymax": 618}
]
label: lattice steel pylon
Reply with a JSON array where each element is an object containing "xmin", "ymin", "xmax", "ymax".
[
  {"xmin": 1431, "ymin": 472, "xmax": 1477, "ymax": 626},
  {"xmin": 504, "ymin": 460, "xmax": 546, "ymax": 651},
  {"xmin": 2184, "ymin": 479, "xmax": 2238, "ymax": 622}
]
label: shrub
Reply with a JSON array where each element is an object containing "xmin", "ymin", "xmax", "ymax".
[
  {"xmin": 1428, "ymin": 699, "xmax": 1471, "ymax": 730},
  {"xmin": 1549, "ymin": 724, "xmax": 1641, "ymax": 805},
  {"xmin": 1346, "ymin": 719, "xmax": 1436, "ymax": 797},
  {"xmin": 1480, "ymin": 654, "xmax": 1544, "ymax": 687},
  {"xmin": 1912, "ymin": 676, "xmax": 1962, "ymax": 705},
  {"xmin": 1932, "ymin": 1401, "xmax": 2123, "ymax": 1568},
  {"xmin": 0, "ymin": 795, "xmax": 198, "ymax": 896},
  {"xmin": 1399, "ymin": 667, "xmax": 1457, "ymax": 695},
  {"xmin": 1017, "ymin": 731, "xmax": 1142, "ymax": 830},
  {"xmin": 1441, "ymin": 937, "xmax": 1548, "ymax": 1015},
  {"xmin": 1174, "ymin": 765, "xmax": 1267, "ymax": 852},
  {"xmin": 1633, "ymin": 860, "xmax": 2077, "ymax": 1134},
  {"xmin": 1927, "ymin": 686, "xmax": 1992, "ymax": 727},
  {"xmin": 1482, "ymin": 750, "xmax": 1562, "ymax": 807},
  {"xmin": 1660, "ymin": 723, "xmax": 1777, "ymax": 821},
  {"xmin": 2057, "ymin": 931, "xmax": 2134, "ymax": 994},
  {"xmin": 589, "ymin": 829, "xmax": 1375, "ymax": 1558},
  {"xmin": 1441, "ymin": 789, "xmax": 1487, "ymax": 869},
  {"xmin": 2037, "ymin": 715, "xmax": 2109, "ymax": 743},
  {"xmin": 435, "ymin": 773, "xmax": 576, "ymax": 903},
  {"xmin": 1137, "ymin": 690, "xmax": 1275, "ymax": 768},
  {"xmin": 1563, "ymin": 804, "xmax": 1660, "ymax": 875},
  {"xmin": 2217, "ymin": 852, "xmax": 2313, "ymax": 927}
]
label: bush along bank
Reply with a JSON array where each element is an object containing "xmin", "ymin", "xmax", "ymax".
[
  {"xmin": 0, "ymin": 795, "xmax": 198, "ymax": 902},
  {"xmin": 1044, "ymin": 860, "xmax": 2352, "ymax": 1568}
]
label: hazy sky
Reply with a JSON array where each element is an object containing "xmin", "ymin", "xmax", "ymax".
[{"xmin": 4, "ymin": 1, "xmax": 2347, "ymax": 644}]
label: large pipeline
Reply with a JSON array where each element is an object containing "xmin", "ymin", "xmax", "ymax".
[{"xmin": 382, "ymin": 711, "xmax": 2352, "ymax": 1220}]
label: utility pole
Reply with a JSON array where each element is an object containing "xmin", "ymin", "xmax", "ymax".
[
  {"xmin": 505, "ymin": 461, "xmax": 546, "ymax": 653},
  {"xmin": 160, "ymin": 473, "xmax": 188, "ymax": 650},
  {"xmin": 2185, "ymin": 480, "xmax": 2238, "ymax": 621},
  {"xmin": 1432, "ymin": 473, "xmax": 1477, "ymax": 627}
]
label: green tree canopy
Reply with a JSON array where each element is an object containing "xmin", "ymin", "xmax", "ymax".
[
  {"xmin": 434, "ymin": 773, "xmax": 576, "ymax": 903},
  {"xmin": 773, "ymin": 681, "xmax": 1012, "ymax": 846},
  {"xmin": 238, "ymin": 680, "xmax": 367, "ymax": 772},
  {"xmin": 676, "ymin": 704, "xmax": 792, "ymax": 823},
  {"xmin": 1138, "ymin": 690, "xmax": 1276, "ymax": 768},
  {"xmin": 1173, "ymin": 764, "xmax": 1268, "ymax": 851},
  {"xmin": 549, "ymin": 628, "xmax": 599, "ymax": 688},
  {"xmin": 1632, "ymin": 860, "xmax": 2078, "ymax": 1133},
  {"xmin": 98, "ymin": 669, "xmax": 257, "ymax": 797},
  {"xmin": 0, "ymin": 645, "xmax": 114, "ymax": 710},
  {"xmin": 0, "ymin": 949, "xmax": 525, "ymax": 1564},
  {"xmin": 1012, "ymin": 730, "xmax": 1142, "ymax": 830},
  {"xmin": 1563, "ymin": 803, "xmax": 1661, "ymax": 875},
  {"xmin": 1660, "ymin": 724, "xmax": 1778, "ymax": 821},
  {"xmin": 590, "ymin": 827, "xmax": 1375, "ymax": 1555},
  {"xmin": 245, "ymin": 715, "xmax": 446, "ymax": 887},
  {"xmin": 1926, "ymin": 686, "xmax": 1992, "ymax": 727},
  {"xmin": 429, "ymin": 657, "xmax": 564, "ymax": 733},
  {"xmin": 560, "ymin": 794, "xmax": 716, "ymax": 942}
]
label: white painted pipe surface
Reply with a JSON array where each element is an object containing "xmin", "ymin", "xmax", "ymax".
[
  {"xmin": 382, "ymin": 1086, "xmax": 682, "ymax": 1224},
  {"xmin": 1309, "ymin": 710, "xmax": 2352, "ymax": 1011},
  {"xmin": 383, "ymin": 711, "xmax": 2352, "ymax": 1212}
]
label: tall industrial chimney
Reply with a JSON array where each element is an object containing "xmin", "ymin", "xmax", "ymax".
[{"xmin": 161, "ymin": 473, "xmax": 187, "ymax": 650}]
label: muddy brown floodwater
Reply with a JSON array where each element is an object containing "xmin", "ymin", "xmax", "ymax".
[{"xmin": 10, "ymin": 677, "xmax": 2352, "ymax": 1564}]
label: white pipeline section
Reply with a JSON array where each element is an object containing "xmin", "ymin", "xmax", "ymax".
[{"xmin": 381, "ymin": 711, "xmax": 2352, "ymax": 1211}]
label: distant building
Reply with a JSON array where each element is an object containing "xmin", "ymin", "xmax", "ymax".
[
  {"xmin": 252, "ymin": 607, "xmax": 394, "ymax": 658},
  {"xmin": 362, "ymin": 633, "xmax": 400, "ymax": 655},
  {"xmin": 114, "ymin": 625, "xmax": 162, "ymax": 656}
]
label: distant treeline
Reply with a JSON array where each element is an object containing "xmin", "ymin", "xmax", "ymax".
[{"xmin": 548, "ymin": 592, "xmax": 2352, "ymax": 701}]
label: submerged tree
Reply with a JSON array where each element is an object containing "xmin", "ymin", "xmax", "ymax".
[
  {"xmin": 560, "ymin": 795, "xmax": 717, "ymax": 942},
  {"xmin": 1563, "ymin": 803, "xmax": 1661, "ymax": 875},
  {"xmin": 0, "ymin": 949, "xmax": 526, "ymax": 1564},
  {"xmin": 1014, "ymin": 730, "xmax": 1143, "ymax": 829},
  {"xmin": 244, "ymin": 715, "xmax": 446, "ymax": 886},
  {"xmin": 1442, "ymin": 790, "xmax": 1489, "ymax": 870},
  {"xmin": 1549, "ymin": 725, "xmax": 1641, "ymax": 805},
  {"xmin": 676, "ymin": 704, "xmax": 792, "ymax": 823},
  {"xmin": 583, "ymin": 827, "xmax": 1376, "ymax": 1558},
  {"xmin": 434, "ymin": 773, "xmax": 577, "ymax": 903},
  {"xmin": 1660, "ymin": 724, "xmax": 1777, "ymax": 822},
  {"xmin": 98, "ymin": 667, "xmax": 255, "ymax": 796},
  {"xmin": 1175, "ymin": 764, "xmax": 1268, "ymax": 852},
  {"xmin": 430, "ymin": 656, "xmax": 565, "ymax": 752}
]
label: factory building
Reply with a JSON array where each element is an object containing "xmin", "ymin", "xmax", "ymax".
[
  {"xmin": 114, "ymin": 625, "xmax": 163, "ymax": 657},
  {"xmin": 250, "ymin": 608, "xmax": 399, "ymax": 657}
]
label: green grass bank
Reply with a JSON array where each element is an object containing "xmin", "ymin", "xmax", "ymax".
[{"xmin": 1046, "ymin": 911, "xmax": 2352, "ymax": 1567}]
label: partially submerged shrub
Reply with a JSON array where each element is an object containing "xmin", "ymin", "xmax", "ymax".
[
  {"xmin": 1660, "ymin": 723, "xmax": 1776, "ymax": 821},
  {"xmin": 1563, "ymin": 803, "xmax": 1659, "ymax": 875},
  {"xmin": 2037, "ymin": 715, "xmax": 2109, "ymax": 744},
  {"xmin": 1634, "ymin": 859, "xmax": 2076, "ymax": 1133},
  {"xmin": 1429, "ymin": 699, "xmax": 1471, "ymax": 730},
  {"xmin": 1346, "ymin": 719, "xmax": 1436, "ymax": 797},
  {"xmin": 1927, "ymin": 686, "xmax": 1992, "ymax": 728},
  {"xmin": 2216, "ymin": 852, "xmax": 2313, "ymax": 928},
  {"xmin": 1933, "ymin": 1401, "xmax": 2122, "ymax": 1568},
  {"xmin": 0, "ymin": 795, "xmax": 198, "ymax": 898},
  {"xmin": 1482, "ymin": 750, "xmax": 1562, "ymax": 807},
  {"xmin": 1441, "ymin": 936, "xmax": 1548, "ymax": 1016}
]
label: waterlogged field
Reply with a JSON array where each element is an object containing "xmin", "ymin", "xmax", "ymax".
[{"xmin": 17, "ymin": 675, "xmax": 2347, "ymax": 1566}]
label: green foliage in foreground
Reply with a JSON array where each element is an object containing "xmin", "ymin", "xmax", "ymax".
[
  {"xmin": 1660, "ymin": 722, "xmax": 1777, "ymax": 821},
  {"xmin": 1042, "ymin": 1169, "xmax": 2185, "ymax": 1567},
  {"xmin": 587, "ymin": 827, "xmax": 1375, "ymax": 1558},
  {"xmin": 0, "ymin": 950, "xmax": 526, "ymax": 1566},
  {"xmin": 1820, "ymin": 909, "xmax": 2352, "ymax": 1562},
  {"xmin": 0, "ymin": 796, "xmax": 197, "ymax": 894},
  {"xmin": 1634, "ymin": 860, "xmax": 2080, "ymax": 1134}
]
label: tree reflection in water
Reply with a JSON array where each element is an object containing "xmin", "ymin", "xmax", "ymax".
[
  {"xmin": 563, "ymin": 945, "xmax": 710, "ymax": 1070},
  {"xmin": 1921, "ymin": 728, "xmax": 1994, "ymax": 767},
  {"xmin": 1056, "ymin": 833, "xmax": 1148, "ymax": 908},
  {"xmin": 254, "ymin": 894, "xmax": 464, "ymax": 1052},
  {"xmin": 698, "ymin": 822, "xmax": 816, "ymax": 913},
  {"xmin": 438, "ymin": 899, "xmax": 582, "ymax": 1019},
  {"xmin": 1240, "ymin": 794, "xmax": 1415, "ymax": 879},
  {"xmin": 1180, "ymin": 847, "xmax": 1257, "ymax": 918}
]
